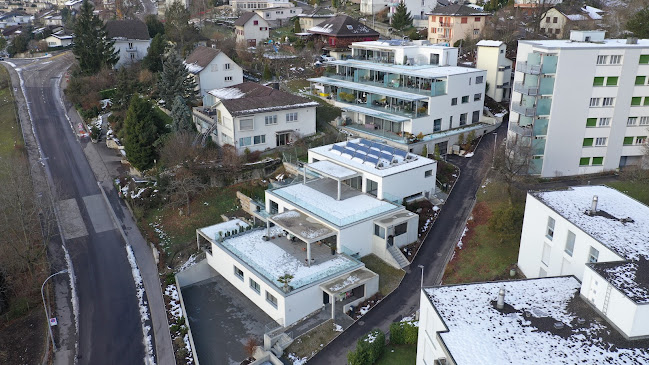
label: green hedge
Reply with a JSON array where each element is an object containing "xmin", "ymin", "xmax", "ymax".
[
  {"xmin": 347, "ymin": 329, "xmax": 385, "ymax": 365},
  {"xmin": 99, "ymin": 88, "xmax": 117, "ymax": 99},
  {"xmin": 389, "ymin": 320, "xmax": 418, "ymax": 345}
]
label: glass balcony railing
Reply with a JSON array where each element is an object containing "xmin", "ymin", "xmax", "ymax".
[
  {"xmin": 323, "ymin": 73, "xmax": 444, "ymax": 97},
  {"xmin": 336, "ymin": 96, "xmax": 422, "ymax": 119},
  {"xmin": 516, "ymin": 61, "xmax": 541, "ymax": 75},
  {"xmin": 508, "ymin": 123, "xmax": 533, "ymax": 137},
  {"xmin": 537, "ymin": 99, "xmax": 552, "ymax": 116},
  {"xmin": 532, "ymin": 138, "xmax": 546, "ymax": 155},
  {"xmin": 514, "ymin": 82, "xmax": 539, "ymax": 96},
  {"xmin": 511, "ymin": 103, "xmax": 536, "ymax": 117},
  {"xmin": 529, "ymin": 158, "xmax": 543, "ymax": 175},
  {"xmin": 533, "ymin": 119, "xmax": 548, "ymax": 136}
]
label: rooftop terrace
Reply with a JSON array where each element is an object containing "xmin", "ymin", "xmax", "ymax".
[{"xmin": 425, "ymin": 277, "xmax": 649, "ymax": 365}]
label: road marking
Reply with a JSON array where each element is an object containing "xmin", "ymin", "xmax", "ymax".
[
  {"xmin": 82, "ymin": 194, "xmax": 116, "ymax": 234},
  {"xmin": 57, "ymin": 198, "xmax": 89, "ymax": 239}
]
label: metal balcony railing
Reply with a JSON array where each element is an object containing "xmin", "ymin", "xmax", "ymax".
[
  {"xmin": 514, "ymin": 82, "xmax": 539, "ymax": 96},
  {"xmin": 516, "ymin": 61, "xmax": 541, "ymax": 75},
  {"xmin": 511, "ymin": 103, "xmax": 536, "ymax": 117}
]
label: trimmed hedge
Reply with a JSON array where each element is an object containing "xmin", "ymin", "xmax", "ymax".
[
  {"xmin": 347, "ymin": 329, "xmax": 385, "ymax": 365},
  {"xmin": 389, "ymin": 320, "xmax": 418, "ymax": 345}
]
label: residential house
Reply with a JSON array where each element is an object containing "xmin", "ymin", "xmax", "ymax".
[
  {"xmin": 105, "ymin": 19, "xmax": 151, "ymax": 68},
  {"xmin": 42, "ymin": 15, "xmax": 63, "ymax": 27},
  {"xmin": 427, "ymin": 4, "xmax": 490, "ymax": 46},
  {"xmin": 229, "ymin": 0, "xmax": 293, "ymax": 12},
  {"xmin": 514, "ymin": 0, "xmax": 563, "ymax": 15},
  {"xmin": 509, "ymin": 30, "xmax": 649, "ymax": 177},
  {"xmin": 476, "ymin": 40, "xmax": 512, "ymax": 102},
  {"xmin": 540, "ymin": 5, "xmax": 603, "ymax": 38},
  {"xmin": 45, "ymin": 31, "xmax": 73, "ymax": 47},
  {"xmin": 235, "ymin": 12, "xmax": 269, "ymax": 47},
  {"xmin": 307, "ymin": 15, "xmax": 380, "ymax": 60},
  {"xmin": 360, "ymin": 0, "xmax": 436, "ymax": 27},
  {"xmin": 309, "ymin": 40, "xmax": 497, "ymax": 156},
  {"xmin": 184, "ymin": 46, "xmax": 244, "ymax": 105},
  {"xmin": 64, "ymin": 0, "xmax": 83, "ymax": 10},
  {"xmin": 0, "ymin": 11, "xmax": 33, "ymax": 28},
  {"xmin": 192, "ymin": 82, "xmax": 318, "ymax": 153},
  {"xmin": 254, "ymin": 6, "xmax": 302, "ymax": 27},
  {"xmin": 297, "ymin": 7, "xmax": 334, "ymax": 31}
]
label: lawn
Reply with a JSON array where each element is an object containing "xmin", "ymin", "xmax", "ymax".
[
  {"xmin": 0, "ymin": 66, "xmax": 21, "ymax": 158},
  {"xmin": 284, "ymin": 320, "xmax": 342, "ymax": 360},
  {"xmin": 360, "ymin": 254, "xmax": 405, "ymax": 295},
  {"xmin": 442, "ymin": 174, "xmax": 524, "ymax": 284},
  {"xmin": 607, "ymin": 180, "xmax": 649, "ymax": 206},
  {"xmin": 375, "ymin": 344, "xmax": 417, "ymax": 365}
]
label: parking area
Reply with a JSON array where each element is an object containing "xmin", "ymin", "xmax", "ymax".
[{"xmin": 181, "ymin": 273, "xmax": 274, "ymax": 365}]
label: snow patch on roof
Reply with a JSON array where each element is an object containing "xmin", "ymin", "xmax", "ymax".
[
  {"xmin": 477, "ymin": 40, "xmax": 503, "ymax": 47},
  {"xmin": 183, "ymin": 61, "xmax": 204, "ymax": 74},
  {"xmin": 208, "ymin": 86, "xmax": 246, "ymax": 100},
  {"xmin": 598, "ymin": 261, "xmax": 649, "ymax": 303}
]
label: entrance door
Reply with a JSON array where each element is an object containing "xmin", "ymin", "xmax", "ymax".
[
  {"xmin": 619, "ymin": 156, "xmax": 627, "ymax": 168},
  {"xmin": 323, "ymin": 291, "xmax": 330, "ymax": 304},
  {"xmin": 276, "ymin": 132, "xmax": 290, "ymax": 146}
]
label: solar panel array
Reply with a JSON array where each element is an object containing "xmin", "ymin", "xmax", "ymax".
[{"xmin": 329, "ymin": 138, "xmax": 413, "ymax": 168}]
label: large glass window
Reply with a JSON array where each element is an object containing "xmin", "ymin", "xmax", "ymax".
[
  {"xmin": 433, "ymin": 118, "xmax": 442, "ymax": 132},
  {"xmin": 374, "ymin": 224, "xmax": 385, "ymax": 239},
  {"xmin": 269, "ymin": 200, "xmax": 279, "ymax": 214},
  {"xmin": 366, "ymin": 178, "xmax": 378, "ymax": 197},
  {"xmin": 234, "ymin": 266, "xmax": 244, "ymax": 280},
  {"xmin": 565, "ymin": 231, "xmax": 575, "ymax": 256},
  {"xmin": 472, "ymin": 110, "xmax": 480, "ymax": 123},
  {"xmin": 240, "ymin": 118, "xmax": 254, "ymax": 131},
  {"xmin": 395, "ymin": 223, "xmax": 407, "ymax": 236},
  {"xmin": 459, "ymin": 113, "xmax": 467, "ymax": 126}
]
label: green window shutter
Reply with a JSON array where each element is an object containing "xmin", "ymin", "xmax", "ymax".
[
  {"xmin": 644, "ymin": 97, "xmax": 649, "ymax": 106},
  {"xmin": 592, "ymin": 157, "xmax": 603, "ymax": 165},
  {"xmin": 640, "ymin": 55, "xmax": 649, "ymax": 64},
  {"xmin": 632, "ymin": 97, "xmax": 642, "ymax": 106},
  {"xmin": 583, "ymin": 138, "xmax": 593, "ymax": 146},
  {"xmin": 579, "ymin": 157, "xmax": 591, "ymax": 166},
  {"xmin": 636, "ymin": 76, "xmax": 646, "ymax": 85},
  {"xmin": 606, "ymin": 77, "xmax": 618, "ymax": 86},
  {"xmin": 593, "ymin": 77, "xmax": 604, "ymax": 86},
  {"xmin": 586, "ymin": 118, "xmax": 597, "ymax": 127},
  {"xmin": 624, "ymin": 137, "xmax": 634, "ymax": 145}
]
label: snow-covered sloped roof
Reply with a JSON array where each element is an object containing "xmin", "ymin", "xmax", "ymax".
[
  {"xmin": 425, "ymin": 277, "xmax": 649, "ymax": 364},
  {"xmin": 207, "ymin": 82, "xmax": 318, "ymax": 116},
  {"xmin": 531, "ymin": 186, "xmax": 649, "ymax": 260}
]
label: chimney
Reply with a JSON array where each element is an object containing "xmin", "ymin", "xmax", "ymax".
[
  {"xmin": 627, "ymin": 37, "xmax": 638, "ymax": 45},
  {"xmin": 497, "ymin": 287, "xmax": 506, "ymax": 310},
  {"xmin": 590, "ymin": 195, "xmax": 598, "ymax": 215}
]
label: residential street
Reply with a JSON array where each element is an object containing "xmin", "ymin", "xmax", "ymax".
[
  {"xmin": 309, "ymin": 124, "xmax": 507, "ymax": 364},
  {"xmin": 4, "ymin": 54, "xmax": 172, "ymax": 365}
]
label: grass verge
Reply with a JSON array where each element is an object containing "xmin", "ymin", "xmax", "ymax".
[
  {"xmin": 375, "ymin": 344, "xmax": 417, "ymax": 365},
  {"xmin": 284, "ymin": 319, "xmax": 341, "ymax": 360},
  {"xmin": 607, "ymin": 180, "xmax": 649, "ymax": 205},
  {"xmin": 360, "ymin": 254, "xmax": 405, "ymax": 295},
  {"xmin": 0, "ymin": 66, "xmax": 21, "ymax": 157}
]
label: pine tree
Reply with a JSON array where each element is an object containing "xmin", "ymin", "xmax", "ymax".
[
  {"xmin": 626, "ymin": 7, "xmax": 649, "ymax": 38},
  {"xmin": 171, "ymin": 95, "xmax": 194, "ymax": 132},
  {"xmin": 158, "ymin": 49, "xmax": 197, "ymax": 106},
  {"xmin": 391, "ymin": 1, "xmax": 413, "ymax": 32},
  {"xmin": 143, "ymin": 33, "xmax": 167, "ymax": 73},
  {"xmin": 262, "ymin": 64, "xmax": 273, "ymax": 81},
  {"xmin": 73, "ymin": 0, "xmax": 118, "ymax": 74},
  {"xmin": 123, "ymin": 96, "xmax": 165, "ymax": 171},
  {"xmin": 294, "ymin": 18, "xmax": 301, "ymax": 33},
  {"xmin": 111, "ymin": 67, "xmax": 136, "ymax": 111}
]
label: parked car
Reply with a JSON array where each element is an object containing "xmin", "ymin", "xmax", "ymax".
[{"xmin": 321, "ymin": 55, "xmax": 336, "ymax": 62}]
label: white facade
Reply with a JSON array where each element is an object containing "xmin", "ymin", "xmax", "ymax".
[
  {"xmin": 235, "ymin": 13, "xmax": 269, "ymax": 47},
  {"xmin": 113, "ymin": 39, "xmax": 150, "ymax": 68},
  {"xmin": 509, "ymin": 30, "xmax": 649, "ymax": 177},
  {"xmin": 476, "ymin": 40, "xmax": 512, "ymax": 102},
  {"xmin": 187, "ymin": 52, "xmax": 244, "ymax": 104},
  {"xmin": 254, "ymin": 7, "xmax": 302, "ymax": 22},
  {"xmin": 45, "ymin": 33, "xmax": 73, "ymax": 47},
  {"xmin": 230, "ymin": 0, "xmax": 292, "ymax": 11},
  {"xmin": 360, "ymin": 0, "xmax": 436, "ymax": 25}
]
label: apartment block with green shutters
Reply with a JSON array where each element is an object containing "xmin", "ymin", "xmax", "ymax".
[{"xmin": 508, "ymin": 30, "xmax": 649, "ymax": 177}]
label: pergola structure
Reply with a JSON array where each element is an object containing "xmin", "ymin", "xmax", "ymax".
[{"xmin": 303, "ymin": 160, "xmax": 360, "ymax": 201}]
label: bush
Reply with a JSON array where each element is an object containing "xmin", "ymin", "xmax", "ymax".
[
  {"xmin": 347, "ymin": 329, "xmax": 385, "ymax": 365},
  {"xmin": 389, "ymin": 321, "xmax": 418, "ymax": 345},
  {"xmin": 488, "ymin": 203, "xmax": 524, "ymax": 238},
  {"xmin": 99, "ymin": 88, "xmax": 116, "ymax": 99}
]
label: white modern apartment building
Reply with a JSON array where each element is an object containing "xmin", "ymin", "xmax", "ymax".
[
  {"xmin": 360, "ymin": 0, "xmax": 436, "ymax": 26},
  {"xmin": 192, "ymin": 83, "xmax": 317, "ymax": 153},
  {"xmin": 509, "ymin": 30, "xmax": 649, "ymax": 177},
  {"xmin": 310, "ymin": 40, "xmax": 497, "ymax": 156},
  {"xmin": 476, "ymin": 40, "xmax": 512, "ymax": 102}
]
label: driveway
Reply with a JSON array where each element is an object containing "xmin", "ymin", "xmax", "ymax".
[{"xmin": 182, "ymin": 274, "xmax": 275, "ymax": 365}]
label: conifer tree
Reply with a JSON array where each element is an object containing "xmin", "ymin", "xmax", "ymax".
[
  {"xmin": 391, "ymin": 1, "xmax": 413, "ymax": 32},
  {"xmin": 73, "ymin": 0, "xmax": 118, "ymax": 74},
  {"xmin": 123, "ymin": 96, "xmax": 165, "ymax": 171},
  {"xmin": 171, "ymin": 95, "xmax": 194, "ymax": 132},
  {"xmin": 143, "ymin": 33, "xmax": 167, "ymax": 73},
  {"xmin": 158, "ymin": 49, "xmax": 197, "ymax": 106}
]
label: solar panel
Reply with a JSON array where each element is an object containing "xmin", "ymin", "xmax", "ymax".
[
  {"xmin": 356, "ymin": 145, "xmax": 370, "ymax": 154},
  {"xmin": 347, "ymin": 142, "xmax": 361, "ymax": 151},
  {"xmin": 365, "ymin": 155, "xmax": 379, "ymax": 165},
  {"xmin": 359, "ymin": 138, "xmax": 373, "ymax": 146},
  {"xmin": 332, "ymin": 144, "xmax": 346, "ymax": 154},
  {"xmin": 394, "ymin": 149, "xmax": 408, "ymax": 159},
  {"xmin": 352, "ymin": 151, "xmax": 366, "ymax": 161}
]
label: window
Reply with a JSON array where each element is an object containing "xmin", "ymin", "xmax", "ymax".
[
  {"xmin": 553, "ymin": 17, "xmax": 558, "ymax": 23},
  {"xmin": 476, "ymin": 76, "xmax": 483, "ymax": 84},
  {"xmin": 253, "ymin": 20, "xmax": 258, "ymax": 25},
  {"xmin": 431, "ymin": 16, "xmax": 436, "ymax": 21},
  {"xmin": 595, "ymin": 137, "xmax": 607, "ymax": 146},
  {"xmin": 286, "ymin": 112, "xmax": 298, "ymax": 122},
  {"xmin": 474, "ymin": 93, "xmax": 481, "ymax": 101},
  {"xmin": 579, "ymin": 157, "xmax": 591, "ymax": 166},
  {"xmin": 425, "ymin": 170, "xmax": 433, "ymax": 177},
  {"xmin": 395, "ymin": 222, "xmax": 407, "ymax": 236},
  {"xmin": 461, "ymin": 95, "xmax": 469, "ymax": 104},
  {"xmin": 598, "ymin": 117, "xmax": 610, "ymax": 127},
  {"xmin": 541, "ymin": 28, "xmax": 546, "ymax": 33},
  {"xmin": 628, "ymin": 117, "xmax": 638, "ymax": 125},
  {"xmin": 461, "ymin": 17, "xmax": 467, "ymax": 23},
  {"xmin": 250, "ymin": 278, "xmax": 260, "ymax": 293},
  {"xmin": 374, "ymin": 224, "xmax": 385, "ymax": 239},
  {"xmin": 264, "ymin": 115, "xmax": 277, "ymax": 125},
  {"xmin": 606, "ymin": 77, "xmax": 618, "ymax": 86},
  {"xmin": 583, "ymin": 138, "xmax": 593, "ymax": 147},
  {"xmin": 473, "ymin": 29, "xmax": 479, "ymax": 35},
  {"xmin": 589, "ymin": 98, "xmax": 600, "ymax": 107},
  {"xmin": 457, "ymin": 113, "xmax": 466, "ymax": 126},
  {"xmin": 240, "ymin": 118, "xmax": 254, "ymax": 131},
  {"xmin": 253, "ymin": 134, "xmax": 265, "ymax": 144},
  {"xmin": 266, "ymin": 291, "xmax": 278, "ymax": 308},
  {"xmin": 640, "ymin": 116, "xmax": 649, "ymax": 125},
  {"xmin": 225, "ymin": 76, "xmax": 233, "ymax": 81},
  {"xmin": 239, "ymin": 137, "xmax": 252, "ymax": 146},
  {"xmin": 623, "ymin": 136, "xmax": 634, "ymax": 145},
  {"xmin": 128, "ymin": 42, "xmax": 133, "ymax": 48},
  {"xmin": 636, "ymin": 76, "xmax": 647, "ymax": 85},
  {"xmin": 593, "ymin": 77, "xmax": 604, "ymax": 86},
  {"xmin": 541, "ymin": 243, "xmax": 551, "ymax": 266},
  {"xmin": 586, "ymin": 118, "xmax": 597, "ymax": 127},
  {"xmin": 588, "ymin": 247, "xmax": 599, "ymax": 263},
  {"xmin": 269, "ymin": 200, "xmax": 278, "ymax": 214},
  {"xmin": 592, "ymin": 156, "xmax": 604, "ymax": 165},
  {"xmin": 234, "ymin": 266, "xmax": 244, "ymax": 280},
  {"xmin": 602, "ymin": 97, "xmax": 614, "ymax": 106},
  {"xmin": 632, "ymin": 97, "xmax": 642, "ymax": 106},
  {"xmin": 451, "ymin": 97, "xmax": 458, "ymax": 106},
  {"xmin": 639, "ymin": 55, "xmax": 649, "ymax": 64},
  {"xmin": 433, "ymin": 118, "xmax": 442, "ymax": 132},
  {"xmin": 645, "ymin": 97, "xmax": 649, "ymax": 106},
  {"xmin": 472, "ymin": 110, "xmax": 480, "ymax": 123},
  {"xmin": 637, "ymin": 136, "xmax": 647, "ymax": 144},
  {"xmin": 366, "ymin": 178, "xmax": 378, "ymax": 197},
  {"xmin": 610, "ymin": 55, "xmax": 622, "ymax": 64},
  {"xmin": 555, "ymin": 29, "xmax": 560, "ymax": 34},
  {"xmin": 475, "ymin": 17, "xmax": 481, "ymax": 21},
  {"xmin": 596, "ymin": 55, "xmax": 607, "ymax": 64},
  {"xmin": 546, "ymin": 16, "xmax": 550, "ymax": 23},
  {"xmin": 565, "ymin": 231, "xmax": 575, "ymax": 256}
]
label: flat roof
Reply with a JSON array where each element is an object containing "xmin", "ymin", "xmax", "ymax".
[
  {"xmin": 308, "ymin": 76, "xmax": 428, "ymax": 101},
  {"xmin": 425, "ymin": 277, "xmax": 649, "ymax": 365},
  {"xmin": 324, "ymin": 59, "xmax": 482, "ymax": 78},
  {"xmin": 269, "ymin": 179, "xmax": 400, "ymax": 227},
  {"xmin": 307, "ymin": 160, "xmax": 360, "ymax": 180},
  {"xmin": 198, "ymin": 219, "xmax": 250, "ymax": 241},
  {"xmin": 320, "ymin": 268, "xmax": 377, "ymax": 295},
  {"xmin": 531, "ymin": 186, "xmax": 649, "ymax": 260},
  {"xmin": 269, "ymin": 209, "xmax": 336, "ymax": 243},
  {"xmin": 351, "ymin": 39, "xmax": 455, "ymax": 50},
  {"xmin": 519, "ymin": 38, "xmax": 649, "ymax": 49},
  {"xmin": 588, "ymin": 259, "xmax": 649, "ymax": 304},
  {"xmin": 309, "ymin": 138, "xmax": 436, "ymax": 177}
]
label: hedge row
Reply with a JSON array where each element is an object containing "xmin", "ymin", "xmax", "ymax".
[
  {"xmin": 389, "ymin": 320, "xmax": 418, "ymax": 345},
  {"xmin": 347, "ymin": 329, "xmax": 385, "ymax": 365}
]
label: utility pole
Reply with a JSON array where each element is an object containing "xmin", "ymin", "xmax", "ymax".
[
  {"xmin": 491, "ymin": 131, "xmax": 498, "ymax": 168},
  {"xmin": 418, "ymin": 264, "xmax": 424, "ymax": 289},
  {"xmin": 42, "ymin": 270, "xmax": 69, "ymax": 351}
]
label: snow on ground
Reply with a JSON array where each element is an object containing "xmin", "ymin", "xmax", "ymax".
[
  {"xmin": 149, "ymin": 217, "xmax": 173, "ymax": 252},
  {"xmin": 334, "ymin": 323, "xmax": 343, "ymax": 332},
  {"xmin": 183, "ymin": 334, "xmax": 194, "ymax": 364},
  {"xmin": 126, "ymin": 245, "xmax": 156, "ymax": 365},
  {"xmin": 426, "ymin": 277, "xmax": 649, "ymax": 364},
  {"xmin": 178, "ymin": 254, "xmax": 198, "ymax": 273},
  {"xmin": 359, "ymin": 304, "xmax": 371, "ymax": 316},
  {"xmin": 287, "ymin": 353, "xmax": 308, "ymax": 365},
  {"xmin": 165, "ymin": 284, "xmax": 183, "ymax": 319},
  {"xmin": 457, "ymin": 226, "xmax": 468, "ymax": 249},
  {"xmin": 464, "ymin": 152, "xmax": 474, "ymax": 158},
  {"xmin": 329, "ymin": 275, "xmax": 360, "ymax": 292},
  {"xmin": 364, "ymin": 331, "xmax": 377, "ymax": 343}
]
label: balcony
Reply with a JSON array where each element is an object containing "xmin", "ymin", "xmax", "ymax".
[
  {"xmin": 508, "ymin": 123, "xmax": 533, "ymax": 137},
  {"xmin": 516, "ymin": 61, "xmax": 541, "ymax": 75},
  {"xmin": 513, "ymin": 82, "xmax": 539, "ymax": 96},
  {"xmin": 511, "ymin": 103, "xmax": 536, "ymax": 117},
  {"xmin": 323, "ymin": 73, "xmax": 442, "ymax": 97},
  {"xmin": 438, "ymin": 22, "xmax": 451, "ymax": 27}
]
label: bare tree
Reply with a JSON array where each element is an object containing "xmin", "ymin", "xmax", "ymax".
[
  {"xmin": 167, "ymin": 169, "xmax": 207, "ymax": 217},
  {"xmin": 495, "ymin": 133, "xmax": 533, "ymax": 201}
]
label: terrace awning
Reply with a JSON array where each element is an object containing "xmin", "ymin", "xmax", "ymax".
[
  {"xmin": 340, "ymin": 104, "xmax": 411, "ymax": 123},
  {"xmin": 306, "ymin": 160, "xmax": 360, "ymax": 181},
  {"xmin": 269, "ymin": 210, "xmax": 337, "ymax": 244},
  {"xmin": 308, "ymin": 77, "xmax": 429, "ymax": 101}
]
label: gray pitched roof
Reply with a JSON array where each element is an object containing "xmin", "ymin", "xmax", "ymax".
[
  {"xmin": 234, "ymin": 12, "xmax": 258, "ymax": 26},
  {"xmin": 105, "ymin": 19, "xmax": 150, "ymax": 40},
  {"xmin": 209, "ymin": 83, "xmax": 318, "ymax": 116},
  {"xmin": 185, "ymin": 46, "xmax": 221, "ymax": 69},
  {"xmin": 427, "ymin": 4, "xmax": 491, "ymax": 16},
  {"xmin": 307, "ymin": 14, "xmax": 379, "ymax": 37},
  {"xmin": 300, "ymin": 7, "xmax": 335, "ymax": 18}
]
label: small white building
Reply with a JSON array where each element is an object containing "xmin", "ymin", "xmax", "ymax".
[
  {"xmin": 298, "ymin": 7, "xmax": 334, "ymax": 31},
  {"xmin": 254, "ymin": 6, "xmax": 302, "ymax": 25},
  {"xmin": 360, "ymin": 0, "xmax": 436, "ymax": 27},
  {"xmin": 416, "ymin": 276, "xmax": 649, "ymax": 364},
  {"xmin": 192, "ymin": 82, "xmax": 318, "ymax": 153},
  {"xmin": 184, "ymin": 46, "xmax": 244, "ymax": 105},
  {"xmin": 234, "ymin": 12, "xmax": 270, "ymax": 47},
  {"xmin": 44, "ymin": 31, "xmax": 73, "ymax": 47},
  {"xmin": 229, "ymin": 0, "xmax": 293, "ymax": 11},
  {"xmin": 476, "ymin": 40, "xmax": 512, "ymax": 102},
  {"xmin": 540, "ymin": 5, "xmax": 603, "ymax": 38},
  {"xmin": 105, "ymin": 19, "xmax": 151, "ymax": 69}
]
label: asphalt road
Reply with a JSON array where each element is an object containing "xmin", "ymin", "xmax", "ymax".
[
  {"xmin": 309, "ymin": 124, "xmax": 508, "ymax": 364},
  {"xmin": 10, "ymin": 55, "xmax": 146, "ymax": 364}
]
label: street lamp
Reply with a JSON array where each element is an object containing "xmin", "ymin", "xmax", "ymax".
[
  {"xmin": 42, "ymin": 269, "xmax": 68, "ymax": 351},
  {"xmin": 417, "ymin": 264, "xmax": 424, "ymax": 289},
  {"xmin": 491, "ymin": 132, "xmax": 498, "ymax": 168}
]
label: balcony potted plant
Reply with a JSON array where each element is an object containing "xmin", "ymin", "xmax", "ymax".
[{"xmin": 278, "ymin": 273, "xmax": 294, "ymax": 293}]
